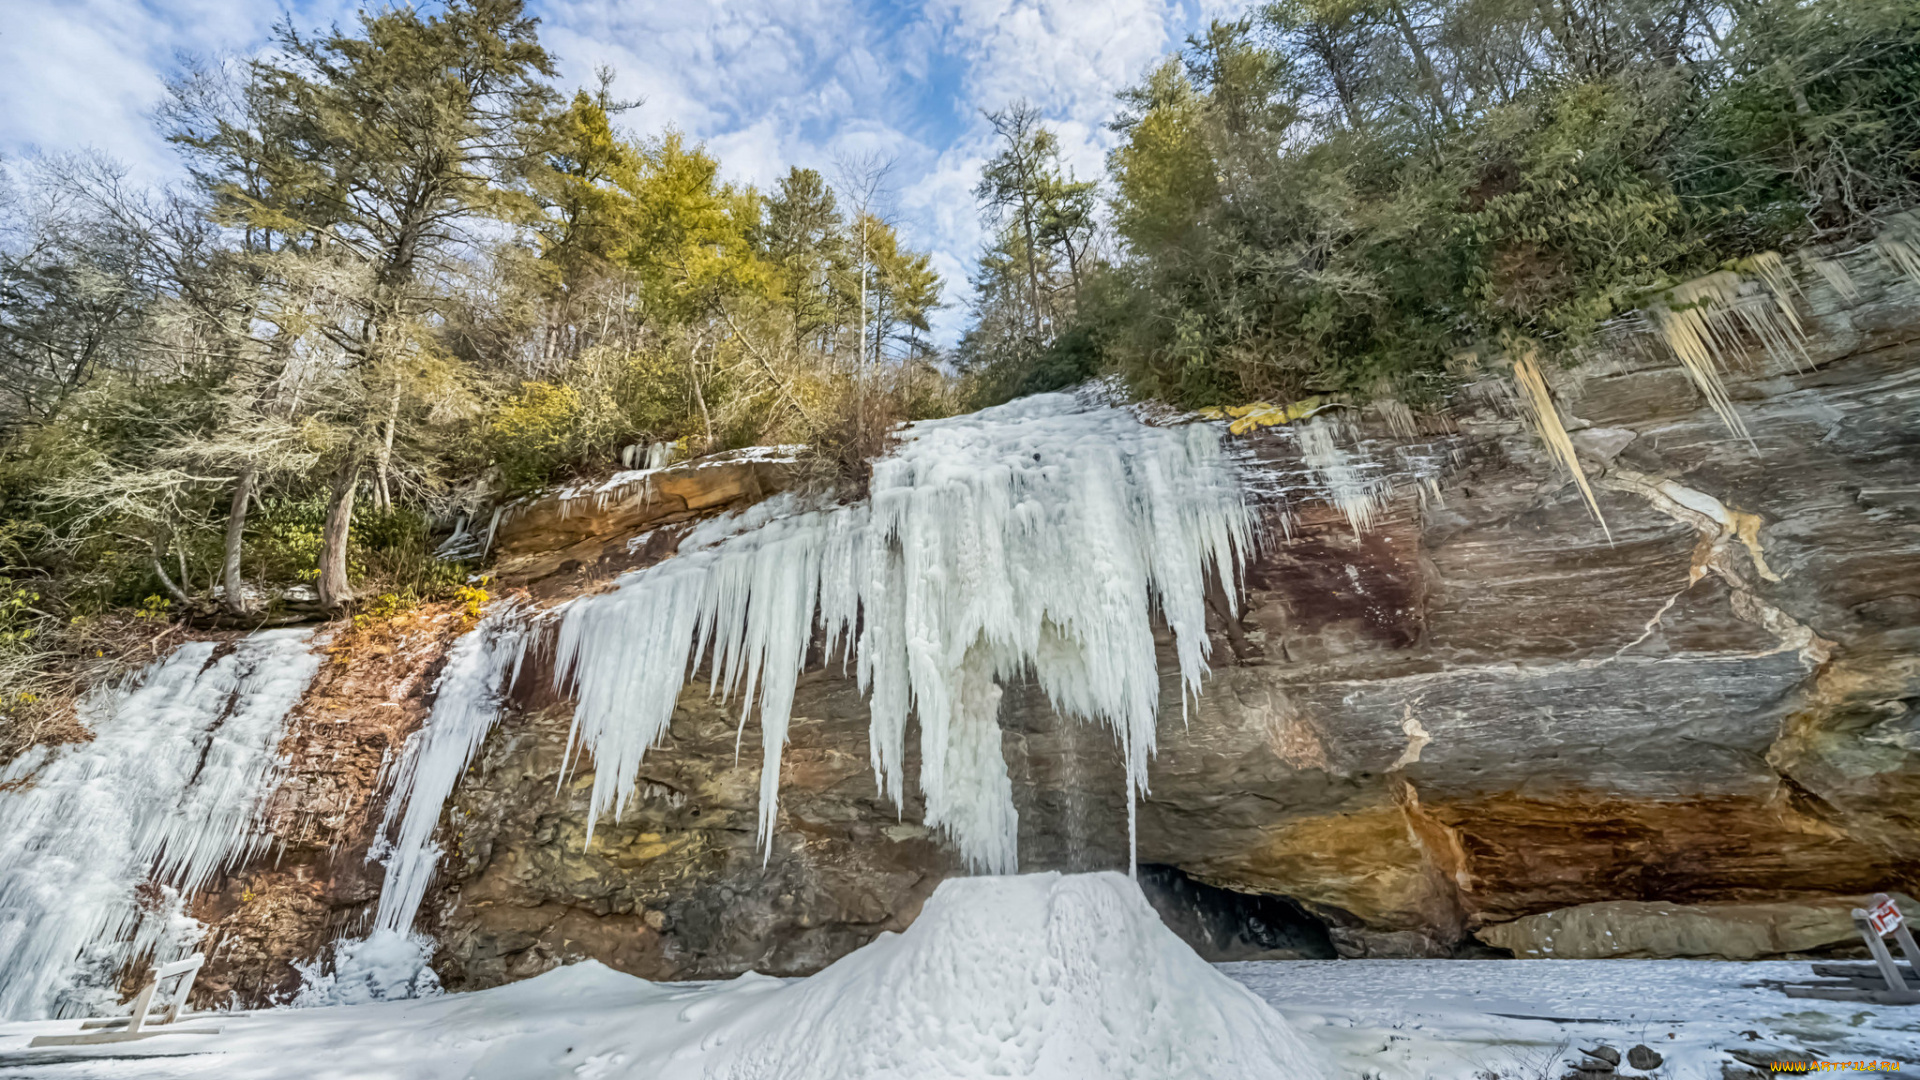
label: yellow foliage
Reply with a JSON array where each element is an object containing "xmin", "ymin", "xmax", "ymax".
[
  {"xmin": 1197, "ymin": 396, "xmax": 1329, "ymax": 434},
  {"xmin": 619, "ymin": 132, "xmax": 773, "ymax": 318},
  {"xmin": 453, "ymin": 583, "xmax": 489, "ymax": 624},
  {"xmin": 352, "ymin": 592, "xmax": 412, "ymax": 630},
  {"xmin": 492, "ymin": 382, "xmax": 583, "ymax": 442}
]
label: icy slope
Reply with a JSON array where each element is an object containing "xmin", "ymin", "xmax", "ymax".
[
  {"xmin": 699, "ymin": 871, "xmax": 1326, "ymax": 1080},
  {"xmin": 0, "ymin": 629, "xmax": 322, "ymax": 1019}
]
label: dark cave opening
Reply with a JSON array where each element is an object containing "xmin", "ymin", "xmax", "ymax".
[{"xmin": 1137, "ymin": 864, "xmax": 1338, "ymax": 961}]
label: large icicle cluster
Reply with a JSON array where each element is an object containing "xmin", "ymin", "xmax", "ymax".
[
  {"xmin": 372, "ymin": 605, "xmax": 530, "ymax": 934},
  {"xmin": 552, "ymin": 392, "xmax": 1250, "ymax": 874},
  {"xmin": 0, "ymin": 629, "xmax": 321, "ymax": 1019}
]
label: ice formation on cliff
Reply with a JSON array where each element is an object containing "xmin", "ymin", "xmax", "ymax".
[
  {"xmin": 551, "ymin": 392, "xmax": 1250, "ymax": 874},
  {"xmin": 372, "ymin": 604, "xmax": 530, "ymax": 934},
  {"xmin": 0, "ymin": 629, "xmax": 321, "ymax": 1019}
]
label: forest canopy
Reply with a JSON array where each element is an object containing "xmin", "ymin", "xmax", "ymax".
[
  {"xmin": 960, "ymin": 0, "xmax": 1920, "ymax": 407},
  {"xmin": 1, "ymin": 0, "xmax": 1914, "ymax": 748}
]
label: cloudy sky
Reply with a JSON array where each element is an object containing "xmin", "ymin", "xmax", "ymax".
[{"xmin": 0, "ymin": 0, "xmax": 1245, "ymax": 343}]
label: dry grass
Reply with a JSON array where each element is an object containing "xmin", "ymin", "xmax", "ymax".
[{"xmin": 790, "ymin": 362, "xmax": 961, "ymax": 501}]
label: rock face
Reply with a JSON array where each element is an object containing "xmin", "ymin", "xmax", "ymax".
[
  {"xmin": 491, "ymin": 452, "xmax": 793, "ymax": 595},
  {"xmin": 190, "ymin": 605, "xmax": 476, "ymax": 1004},
  {"xmin": 1476, "ymin": 894, "xmax": 1917, "ymax": 960},
  {"xmin": 426, "ymin": 673, "xmax": 961, "ymax": 985},
  {"xmin": 202, "ymin": 248, "xmax": 1920, "ymax": 996}
]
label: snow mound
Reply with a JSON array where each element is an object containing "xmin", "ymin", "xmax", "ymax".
[{"xmin": 700, "ymin": 872, "xmax": 1327, "ymax": 1080}]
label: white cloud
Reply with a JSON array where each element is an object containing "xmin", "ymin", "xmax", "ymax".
[
  {"xmin": 1, "ymin": 0, "xmax": 1255, "ymax": 344},
  {"xmin": 0, "ymin": 0, "xmax": 360, "ymax": 180}
]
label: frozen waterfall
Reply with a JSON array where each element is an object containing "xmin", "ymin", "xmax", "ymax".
[
  {"xmin": 0, "ymin": 629, "xmax": 322, "ymax": 1019},
  {"xmin": 551, "ymin": 392, "xmax": 1251, "ymax": 874},
  {"xmin": 372, "ymin": 604, "xmax": 530, "ymax": 935}
]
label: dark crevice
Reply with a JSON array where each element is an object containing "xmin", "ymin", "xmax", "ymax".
[{"xmin": 1137, "ymin": 864, "xmax": 1337, "ymax": 961}]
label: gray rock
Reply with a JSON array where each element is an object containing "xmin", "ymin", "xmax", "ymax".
[{"xmin": 1582, "ymin": 1045, "xmax": 1622, "ymax": 1066}]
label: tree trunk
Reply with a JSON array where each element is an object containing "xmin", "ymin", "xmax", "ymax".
[
  {"xmin": 1386, "ymin": 1, "xmax": 1454, "ymax": 127},
  {"xmin": 317, "ymin": 449, "xmax": 360, "ymax": 610},
  {"xmin": 1020, "ymin": 199, "xmax": 1043, "ymax": 335},
  {"xmin": 222, "ymin": 468, "xmax": 255, "ymax": 615},
  {"xmin": 690, "ymin": 344, "xmax": 715, "ymax": 453},
  {"xmin": 857, "ymin": 216, "xmax": 870, "ymax": 371},
  {"xmin": 374, "ymin": 383, "xmax": 401, "ymax": 511},
  {"xmin": 150, "ymin": 535, "xmax": 192, "ymax": 607}
]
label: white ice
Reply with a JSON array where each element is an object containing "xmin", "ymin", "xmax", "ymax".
[
  {"xmin": 552, "ymin": 392, "xmax": 1251, "ymax": 874},
  {"xmin": 0, "ymin": 629, "xmax": 322, "ymax": 1019},
  {"xmin": 0, "ymin": 872, "xmax": 1333, "ymax": 1080},
  {"xmin": 696, "ymin": 871, "xmax": 1326, "ymax": 1080},
  {"xmin": 291, "ymin": 928, "xmax": 442, "ymax": 1008},
  {"xmin": 372, "ymin": 604, "xmax": 530, "ymax": 935},
  {"xmin": 1296, "ymin": 415, "xmax": 1388, "ymax": 535}
]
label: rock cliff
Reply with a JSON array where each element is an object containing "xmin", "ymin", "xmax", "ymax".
[{"xmin": 205, "ymin": 248, "xmax": 1920, "ymax": 997}]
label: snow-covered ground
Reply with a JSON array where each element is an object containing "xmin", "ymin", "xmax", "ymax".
[
  {"xmin": 1231, "ymin": 958, "xmax": 1919, "ymax": 1077},
  {"xmin": 0, "ymin": 958, "xmax": 1914, "ymax": 1078},
  {"xmin": 3, "ymin": 877, "xmax": 1916, "ymax": 1079}
]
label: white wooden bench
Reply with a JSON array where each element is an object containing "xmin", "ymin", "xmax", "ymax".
[
  {"xmin": 29, "ymin": 954, "xmax": 224, "ymax": 1047},
  {"xmin": 1782, "ymin": 894, "xmax": 1920, "ymax": 1005}
]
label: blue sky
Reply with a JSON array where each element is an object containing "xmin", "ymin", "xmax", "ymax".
[{"xmin": 0, "ymin": 0, "xmax": 1247, "ymax": 343}]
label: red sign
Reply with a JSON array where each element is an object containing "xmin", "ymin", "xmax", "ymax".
[{"xmin": 1868, "ymin": 896, "xmax": 1904, "ymax": 937}]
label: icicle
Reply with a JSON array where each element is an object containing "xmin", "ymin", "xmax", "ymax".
[
  {"xmin": 1648, "ymin": 264, "xmax": 1813, "ymax": 441},
  {"xmin": 482, "ymin": 505, "xmax": 506, "ymax": 555},
  {"xmin": 0, "ymin": 630, "xmax": 321, "ymax": 1020},
  {"xmin": 1296, "ymin": 416, "xmax": 1385, "ymax": 535},
  {"xmin": 1800, "ymin": 249, "xmax": 1861, "ymax": 303},
  {"xmin": 1876, "ymin": 212, "xmax": 1920, "ymax": 289},
  {"xmin": 1511, "ymin": 350, "xmax": 1611, "ymax": 541},
  {"xmin": 551, "ymin": 393, "xmax": 1252, "ymax": 875},
  {"xmin": 373, "ymin": 603, "xmax": 530, "ymax": 934},
  {"xmin": 1650, "ymin": 273, "xmax": 1752, "ymax": 441}
]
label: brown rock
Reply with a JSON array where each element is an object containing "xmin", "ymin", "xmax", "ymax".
[
  {"xmin": 491, "ymin": 454, "xmax": 793, "ymax": 592},
  {"xmin": 1477, "ymin": 894, "xmax": 1919, "ymax": 960}
]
